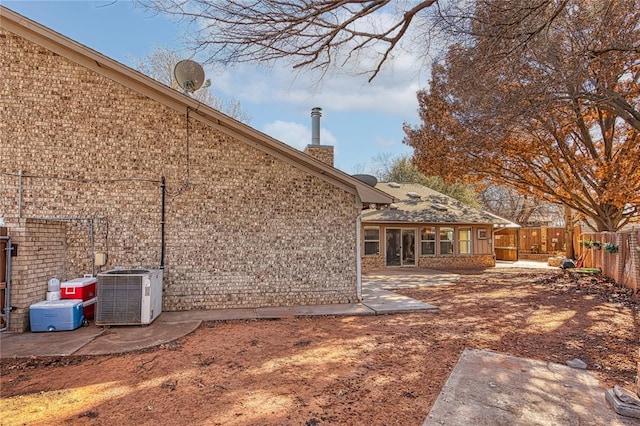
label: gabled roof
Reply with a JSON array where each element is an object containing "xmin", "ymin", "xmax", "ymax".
[
  {"xmin": 362, "ymin": 182, "xmax": 517, "ymax": 226},
  {"xmin": 0, "ymin": 6, "xmax": 393, "ymax": 206}
]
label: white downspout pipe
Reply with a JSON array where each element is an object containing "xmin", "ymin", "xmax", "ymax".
[{"xmin": 356, "ymin": 214, "xmax": 362, "ymax": 301}]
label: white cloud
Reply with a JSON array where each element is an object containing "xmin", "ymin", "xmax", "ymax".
[
  {"xmin": 375, "ymin": 136, "xmax": 399, "ymax": 147},
  {"xmin": 208, "ymin": 53, "xmax": 425, "ymax": 120},
  {"xmin": 194, "ymin": 4, "xmax": 438, "ymax": 121},
  {"xmin": 262, "ymin": 120, "xmax": 338, "ymax": 150}
]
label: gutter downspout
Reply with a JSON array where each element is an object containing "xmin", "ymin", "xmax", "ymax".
[
  {"xmin": 160, "ymin": 176, "xmax": 166, "ymax": 269},
  {"xmin": 89, "ymin": 218, "xmax": 95, "ymax": 277},
  {"xmin": 356, "ymin": 214, "xmax": 362, "ymax": 302}
]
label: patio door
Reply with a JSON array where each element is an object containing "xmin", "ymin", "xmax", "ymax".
[{"xmin": 385, "ymin": 229, "xmax": 416, "ymax": 267}]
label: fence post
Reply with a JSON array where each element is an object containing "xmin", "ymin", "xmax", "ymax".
[
  {"xmin": 629, "ymin": 230, "xmax": 640, "ymax": 295},
  {"xmin": 616, "ymin": 233, "xmax": 624, "ymax": 284}
]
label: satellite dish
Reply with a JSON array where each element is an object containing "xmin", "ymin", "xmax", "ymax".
[
  {"xmin": 174, "ymin": 59, "xmax": 206, "ymax": 93},
  {"xmin": 352, "ymin": 174, "xmax": 378, "ymax": 187}
]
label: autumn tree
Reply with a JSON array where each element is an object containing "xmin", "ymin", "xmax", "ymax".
[
  {"xmin": 130, "ymin": 47, "xmax": 250, "ymax": 123},
  {"xmin": 404, "ymin": 0, "xmax": 640, "ymax": 232}
]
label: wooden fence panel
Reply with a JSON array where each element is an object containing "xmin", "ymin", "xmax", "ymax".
[
  {"xmin": 519, "ymin": 227, "xmax": 565, "ymax": 254},
  {"xmin": 621, "ymin": 229, "xmax": 639, "ymax": 293},
  {"xmin": 579, "ymin": 229, "xmax": 639, "ymax": 295}
]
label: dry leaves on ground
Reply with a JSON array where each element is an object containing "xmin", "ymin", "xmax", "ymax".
[{"xmin": 1, "ymin": 268, "xmax": 638, "ymax": 425}]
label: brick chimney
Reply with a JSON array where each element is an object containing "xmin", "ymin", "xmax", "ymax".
[{"xmin": 304, "ymin": 107, "xmax": 334, "ymax": 166}]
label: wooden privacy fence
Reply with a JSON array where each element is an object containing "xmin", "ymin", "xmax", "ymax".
[
  {"xmin": 520, "ymin": 227, "xmax": 567, "ymax": 254},
  {"xmin": 495, "ymin": 226, "xmax": 573, "ymax": 261},
  {"xmin": 578, "ymin": 228, "xmax": 640, "ymax": 294}
]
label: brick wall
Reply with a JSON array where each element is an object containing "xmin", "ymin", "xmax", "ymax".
[
  {"xmin": 361, "ymin": 255, "xmax": 385, "ymax": 271},
  {"xmin": 417, "ymin": 255, "xmax": 495, "ymax": 270},
  {"xmin": 5, "ymin": 219, "xmax": 66, "ymax": 332},
  {"xmin": 361, "ymin": 254, "xmax": 495, "ymax": 271},
  {"xmin": 0, "ymin": 29, "xmax": 360, "ymax": 318}
]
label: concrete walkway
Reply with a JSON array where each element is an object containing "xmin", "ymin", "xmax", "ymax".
[
  {"xmin": 495, "ymin": 259, "xmax": 558, "ymax": 270},
  {"xmin": 0, "ymin": 273, "xmax": 442, "ymax": 358}
]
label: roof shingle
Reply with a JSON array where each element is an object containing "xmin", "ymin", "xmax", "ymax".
[{"xmin": 362, "ymin": 183, "xmax": 516, "ymax": 226}]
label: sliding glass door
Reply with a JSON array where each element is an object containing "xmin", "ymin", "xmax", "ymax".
[{"xmin": 385, "ymin": 229, "xmax": 416, "ymax": 266}]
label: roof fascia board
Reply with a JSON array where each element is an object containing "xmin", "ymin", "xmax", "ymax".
[
  {"xmin": 0, "ymin": 7, "xmax": 393, "ymax": 205},
  {"xmin": 355, "ymin": 185, "xmax": 397, "ymax": 205},
  {"xmin": 361, "ymin": 220, "xmax": 497, "ymax": 225}
]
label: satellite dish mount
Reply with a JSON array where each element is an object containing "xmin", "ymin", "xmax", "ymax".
[{"xmin": 174, "ymin": 59, "xmax": 207, "ymax": 93}]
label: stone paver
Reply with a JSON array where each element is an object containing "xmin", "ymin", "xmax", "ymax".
[{"xmin": 424, "ymin": 348, "xmax": 636, "ymax": 426}]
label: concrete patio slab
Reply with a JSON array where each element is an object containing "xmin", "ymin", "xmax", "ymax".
[
  {"xmin": 0, "ymin": 325, "xmax": 105, "ymax": 358},
  {"xmin": 424, "ymin": 348, "xmax": 636, "ymax": 426},
  {"xmin": 362, "ymin": 287, "xmax": 437, "ymax": 314},
  {"xmin": 159, "ymin": 308, "xmax": 259, "ymax": 322},
  {"xmin": 495, "ymin": 260, "xmax": 557, "ymax": 270},
  {"xmin": 0, "ymin": 271, "xmax": 444, "ymax": 358},
  {"xmin": 74, "ymin": 320, "xmax": 201, "ymax": 356},
  {"xmin": 257, "ymin": 303, "xmax": 375, "ymax": 318},
  {"xmin": 364, "ymin": 268, "xmax": 461, "ymax": 289}
]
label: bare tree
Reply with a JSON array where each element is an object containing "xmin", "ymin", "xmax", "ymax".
[
  {"xmin": 137, "ymin": 1, "xmax": 578, "ymax": 82},
  {"xmin": 372, "ymin": 154, "xmax": 480, "ymax": 207},
  {"xmin": 130, "ymin": 47, "xmax": 251, "ymax": 123},
  {"xmin": 137, "ymin": 0, "xmax": 440, "ymax": 81},
  {"xmin": 478, "ymin": 186, "xmax": 563, "ymax": 226}
]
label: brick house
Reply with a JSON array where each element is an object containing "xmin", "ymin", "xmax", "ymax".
[
  {"xmin": 0, "ymin": 7, "xmax": 393, "ymax": 332},
  {"xmin": 361, "ymin": 183, "xmax": 515, "ymax": 271}
]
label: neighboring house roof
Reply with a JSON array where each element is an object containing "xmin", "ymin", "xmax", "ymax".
[
  {"xmin": 362, "ymin": 182, "xmax": 517, "ymax": 227},
  {"xmin": 0, "ymin": 6, "xmax": 393, "ymax": 206}
]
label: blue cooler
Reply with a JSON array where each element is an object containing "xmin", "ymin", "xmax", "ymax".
[{"xmin": 30, "ymin": 299, "xmax": 84, "ymax": 332}]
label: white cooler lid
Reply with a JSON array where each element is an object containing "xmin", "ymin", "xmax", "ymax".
[
  {"xmin": 62, "ymin": 277, "xmax": 97, "ymax": 287},
  {"xmin": 31, "ymin": 299, "xmax": 83, "ymax": 308}
]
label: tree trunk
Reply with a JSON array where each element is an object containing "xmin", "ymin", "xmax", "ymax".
[{"xmin": 564, "ymin": 205, "xmax": 574, "ymax": 259}]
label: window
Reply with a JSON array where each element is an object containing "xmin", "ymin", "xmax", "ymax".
[
  {"xmin": 477, "ymin": 228, "xmax": 488, "ymax": 239},
  {"xmin": 420, "ymin": 226, "xmax": 436, "ymax": 255},
  {"xmin": 364, "ymin": 227, "xmax": 380, "ymax": 255},
  {"xmin": 459, "ymin": 227, "xmax": 472, "ymax": 254},
  {"xmin": 440, "ymin": 227, "xmax": 454, "ymax": 255}
]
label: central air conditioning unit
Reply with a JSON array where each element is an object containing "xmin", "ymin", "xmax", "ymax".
[{"xmin": 96, "ymin": 269, "xmax": 163, "ymax": 325}]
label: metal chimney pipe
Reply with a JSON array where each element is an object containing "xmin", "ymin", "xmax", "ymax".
[{"xmin": 311, "ymin": 107, "xmax": 322, "ymax": 145}]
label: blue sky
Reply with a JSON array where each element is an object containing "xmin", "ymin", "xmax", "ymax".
[{"xmin": 3, "ymin": 1, "xmax": 427, "ymax": 174}]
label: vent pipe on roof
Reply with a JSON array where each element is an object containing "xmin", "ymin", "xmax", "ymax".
[{"xmin": 311, "ymin": 107, "xmax": 322, "ymax": 145}]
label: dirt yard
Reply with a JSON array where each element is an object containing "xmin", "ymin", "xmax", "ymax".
[{"xmin": 1, "ymin": 268, "xmax": 638, "ymax": 425}]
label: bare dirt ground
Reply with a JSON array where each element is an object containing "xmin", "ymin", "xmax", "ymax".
[{"xmin": 1, "ymin": 268, "xmax": 639, "ymax": 426}]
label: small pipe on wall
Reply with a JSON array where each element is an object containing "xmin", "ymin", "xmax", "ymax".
[
  {"xmin": 160, "ymin": 176, "xmax": 166, "ymax": 269},
  {"xmin": 18, "ymin": 169, "xmax": 22, "ymax": 219}
]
